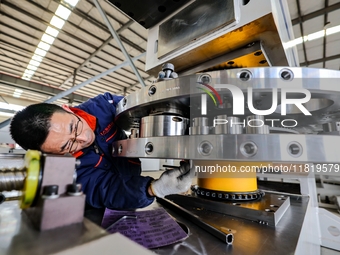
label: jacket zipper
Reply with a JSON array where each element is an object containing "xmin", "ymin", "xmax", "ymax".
[{"xmin": 93, "ymin": 143, "xmax": 100, "ymax": 154}]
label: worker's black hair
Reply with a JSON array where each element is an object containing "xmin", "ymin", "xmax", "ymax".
[{"xmin": 9, "ymin": 103, "xmax": 67, "ymax": 151}]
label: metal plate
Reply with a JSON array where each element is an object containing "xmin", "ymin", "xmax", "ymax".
[
  {"xmin": 146, "ymin": 13, "xmax": 289, "ymax": 76},
  {"xmin": 115, "ymin": 67, "xmax": 340, "ymax": 130},
  {"xmin": 165, "ymin": 193, "xmax": 290, "ymax": 226},
  {"xmin": 0, "ymin": 201, "xmax": 108, "ymax": 255},
  {"xmin": 112, "ymin": 134, "xmax": 340, "ymax": 164},
  {"xmin": 154, "ymin": 193, "xmax": 309, "ymax": 255},
  {"xmin": 106, "ymin": 0, "xmax": 191, "ymax": 29},
  {"xmin": 158, "ymin": 0, "xmax": 235, "ymax": 58},
  {"xmin": 179, "ymin": 41, "xmax": 270, "ymax": 76}
]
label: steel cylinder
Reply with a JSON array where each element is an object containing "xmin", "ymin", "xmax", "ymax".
[{"xmin": 140, "ymin": 115, "xmax": 189, "ymax": 137}]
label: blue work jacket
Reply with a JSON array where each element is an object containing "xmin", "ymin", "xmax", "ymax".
[{"xmin": 72, "ymin": 92, "xmax": 154, "ymax": 209}]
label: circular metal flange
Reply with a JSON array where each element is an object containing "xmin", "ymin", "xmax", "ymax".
[
  {"xmin": 193, "ymin": 186, "xmax": 265, "ymax": 201},
  {"xmin": 111, "ymin": 134, "xmax": 340, "ymax": 163},
  {"xmin": 115, "ymin": 67, "xmax": 340, "ymax": 130}
]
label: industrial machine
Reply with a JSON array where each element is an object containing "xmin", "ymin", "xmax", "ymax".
[
  {"xmin": 108, "ymin": 0, "xmax": 340, "ymax": 254},
  {"xmin": 0, "ymin": 151, "xmax": 85, "ymax": 230},
  {"xmin": 1, "ymin": 0, "xmax": 340, "ymax": 254}
]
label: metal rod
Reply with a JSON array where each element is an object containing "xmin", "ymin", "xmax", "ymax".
[
  {"xmin": 156, "ymin": 197, "xmax": 234, "ymax": 244},
  {"xmin": 296, "ymin": 0, "xmax": 309, "ymax": 66},
  {"xmin": 0, "ymin": 167, "xmax": 26, "ymax": 192},
  {"xmin": 59, "ymin": 20, "xmax": 134, "ymax": 88},
  {"xmin": 0, "ymin": 52, "xmax": 145, "ymax": 129},
  {"xmin": 93, "ymin": 0, "xmax": 147, "ymax": 87},
  {"xmin": 291, "ymin": 2, "xmax": 340, "ymax": 25},
  {"xmin": 43, "ymin": 52, "xmax": 145, "ymax": 103},
  {"xmin": 323, "ymin": 0, "xmax": 329, "ymax": 69}
]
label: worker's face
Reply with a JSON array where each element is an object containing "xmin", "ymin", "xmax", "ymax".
[{"xmin": 40, "ymin": 108, "xmax": 95, "ymax": 155}]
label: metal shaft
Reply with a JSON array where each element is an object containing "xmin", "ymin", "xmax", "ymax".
[{"xmin": 0, "ymin": 167, "xmax": 26, "ymax": 192}]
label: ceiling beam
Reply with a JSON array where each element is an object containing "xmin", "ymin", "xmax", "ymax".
[
  {"xmin": 323, "ymin": 0, "xmax": 329, "ymax": 68},
  {"xmin": 0, "ymin": 73, "xmax": 90, "ymax": 103},
  {"xmin": 59, "ymin": 20, "xmax": 134, "ymax": 87},
  {"xmin": 291, "ymin": 2, "xmax": 340, "ymax": 25},
  {"xmin": 296, "ymin": 0, "xmax": 309, "ymax": 66},
  {"xmin": 300, "ymin": 53, "xmax": 340, "ymax": 66}
]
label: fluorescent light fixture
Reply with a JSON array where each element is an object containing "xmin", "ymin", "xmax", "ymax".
[
  {"xmin": 307, "ymin": 30, "xmax": 325, "ymax": 41},
  {"xmin": 41, "ymin": 33, "xmax": 55, "ymax": 44},
  {"xmin": 29, "ymin": 59, "xmax": 41, "ymax": 67},
  {"xmin": 37, "ymin": 41, "xmax": 51, "ymax": 51},
  {"xmin": 45, "ymin": 26, "xmax": 59, "ymax": 37},
  {"xmin": 64, "ymin": 0, "xmax": 80, "ymax": 7},
  {"xmin": 0, "ymin": 102, "xmax": 25, "ymax": 111},
  {"xmin": 22, "ymin": 75, "xmax": 32, "ymax": 81},
  {"xmin": 326, "ymin": 24, "xmax": 340, "ymax": 36},
  {"xmin": 22, "ymin": 2, "xmax": 76, "ymax": 82},
  {"xmin": 0, "ymin": 112, "xmax": 15, "ymax": 117},
  {"xmin": 34, "ymin": 48, "xmax": 47, "ymax": 57},
  {"xmin": 24, "ymin": 69, "xmax": 35, "ymax": 75},
  {"xmin": 284, "ymin": 24, "xmax": 340, "ymax": 49},
  {"xmin": 50, "ymin": 15, "xmax": 65, "ymax": 29},
  {"xmin": 32, "ymin": 54, "xmax": 43, "ymax": 62},
  {"xmin": 13, "ymin": 93, "xmax": 22, "ymax": 98},
  {"xmin": 55, "ymin": 5, "xmax": 72, "ymax": 20},
  {"xmin": 27, "ymin": 64, "xmax": 38, "ymax": 71},
  {"xmin": 13, "ymin": 89, "xmax": 23, "ymax": 98}
]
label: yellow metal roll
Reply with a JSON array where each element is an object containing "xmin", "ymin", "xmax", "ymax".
[
  {"xmin": 20, "ymin": 150, "xmax": 41, "ymax": 209},
  {"xmin": 194, "ymin": 161, "xmax": 270, "ymax": 193}
]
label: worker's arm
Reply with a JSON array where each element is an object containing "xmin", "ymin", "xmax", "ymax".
[
  {"xmin": 148, "ymin": 161, "xmax": 194, "ymax": 198},
  {"xmin": 77, "ymin": 165, "xmax": 155, "ymax": 209}
]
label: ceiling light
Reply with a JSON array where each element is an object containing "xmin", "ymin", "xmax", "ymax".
[
  {"xmin": 25, "ymin": 69, "xmax": 35, "ymax": 76},
  {"xmin": 326, "ymin": 24, "xmax": 340, "ymax": 36},
  {"xmin": 64, "ymin": 0, "xmax": 80, "ymax": 7},
  {"xmin": 13, "ymin": 89, "xmax": 23, "ymax": 98},
  {"xmin": 29, "ymin": 59, "xmax": 41, "ymax": 67},
  {"xmin": 55, "ymin": 5, "xmax": 72, "ymax": 20},
  {"xmin": 307, "ymin": 30, "xmax": 325, "ymax": 41},
  {"xmin": 32, "ymin": 55, "xmax": 43, "ymax": 62},
  {"xmin": 22, "ymin": 75, "xmax": 32, "ymax": 81},
  {"xmin": 50, "ymin": 16, "xmax": 65, "ymax": 29},
  {"xmin": 27, "ymin": 65, "xmax": 38, "ymax": 71},
  {"xmin": 34, "ymin": 48, "xmax": 47, "ymax": 57},
  {"xmin": 284, "ymin": 24, "xmax": 340, "ymax": 49},
  {"xmin": 37, "ymin": 41, "xmax": 51, "ymax": 51},
  {"xmin": 0, "ymin": 102, "xmax": 25, "ymax": 111},
  {"xmin": 41, "ymin": 33, "xmax": 55, "ymax": 45},
  {"xmin": 21, "ymin": 2, "xmax": 76, "ymax": 82},
  {"xmin": 45, "ymin": 26, "xmax": 59, "ymax": 37}
]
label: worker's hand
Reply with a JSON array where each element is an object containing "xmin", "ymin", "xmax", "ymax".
[{"xmin": 150, "ymin": 161, "xmax": 194, "ymax": 198}]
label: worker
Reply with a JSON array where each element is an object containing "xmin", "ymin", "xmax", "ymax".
[{"xmin": 9, "ymin": 93, "xmax": 193, "ymax": 209}]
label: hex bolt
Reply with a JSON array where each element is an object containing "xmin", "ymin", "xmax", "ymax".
[
  {"xmin": 67, "ymin": 183, "xmax": 83, "ymax": 196},
  {"xmin": 42, "ymin": 185, "xmax": 59, "ymax": 199}
]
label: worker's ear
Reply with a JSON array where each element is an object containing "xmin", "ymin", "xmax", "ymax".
[{"xmin": 61, "ymin": 104, "xmax": 73, "ymax": 113}]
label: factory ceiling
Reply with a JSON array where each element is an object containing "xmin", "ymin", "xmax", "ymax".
[{"xmin": 0, "ymin": 0, "xmax": 339, "ymax": 122}]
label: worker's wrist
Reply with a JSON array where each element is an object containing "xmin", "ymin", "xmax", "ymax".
[{"xmin": 147, "ymin": 180, "xmax": 156, "ymax": 197}]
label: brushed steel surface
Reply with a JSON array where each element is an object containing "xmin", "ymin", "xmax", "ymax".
[
  {"xmin": 140, "ymin": 115, "xmax": 189, "ymax": 138},
  {"xmin": 165, "ymin": 192, "xmax": 290, "ymax": 226},
  {"xmin": 0, "ymin": 201, "xmax": 107, "ymax": 255},
  {"xmin": 115, "ymin": 67, "xmax": 340, "ymax": 130},
  {"xmin": 112, "ymin": 134, "xmax": 340, "ymax": 163},
  {"xmin": 158, "ymin": 0, "xmax": 236, "ymax": 58},
  {"xmin": 153, "ymin": 193, "xmax": 309, "ymax": 255}
]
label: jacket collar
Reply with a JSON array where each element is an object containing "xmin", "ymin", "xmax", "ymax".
[{"xmin": 69, "ymin": 107, "xmax": 97, "ymax": 158}]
